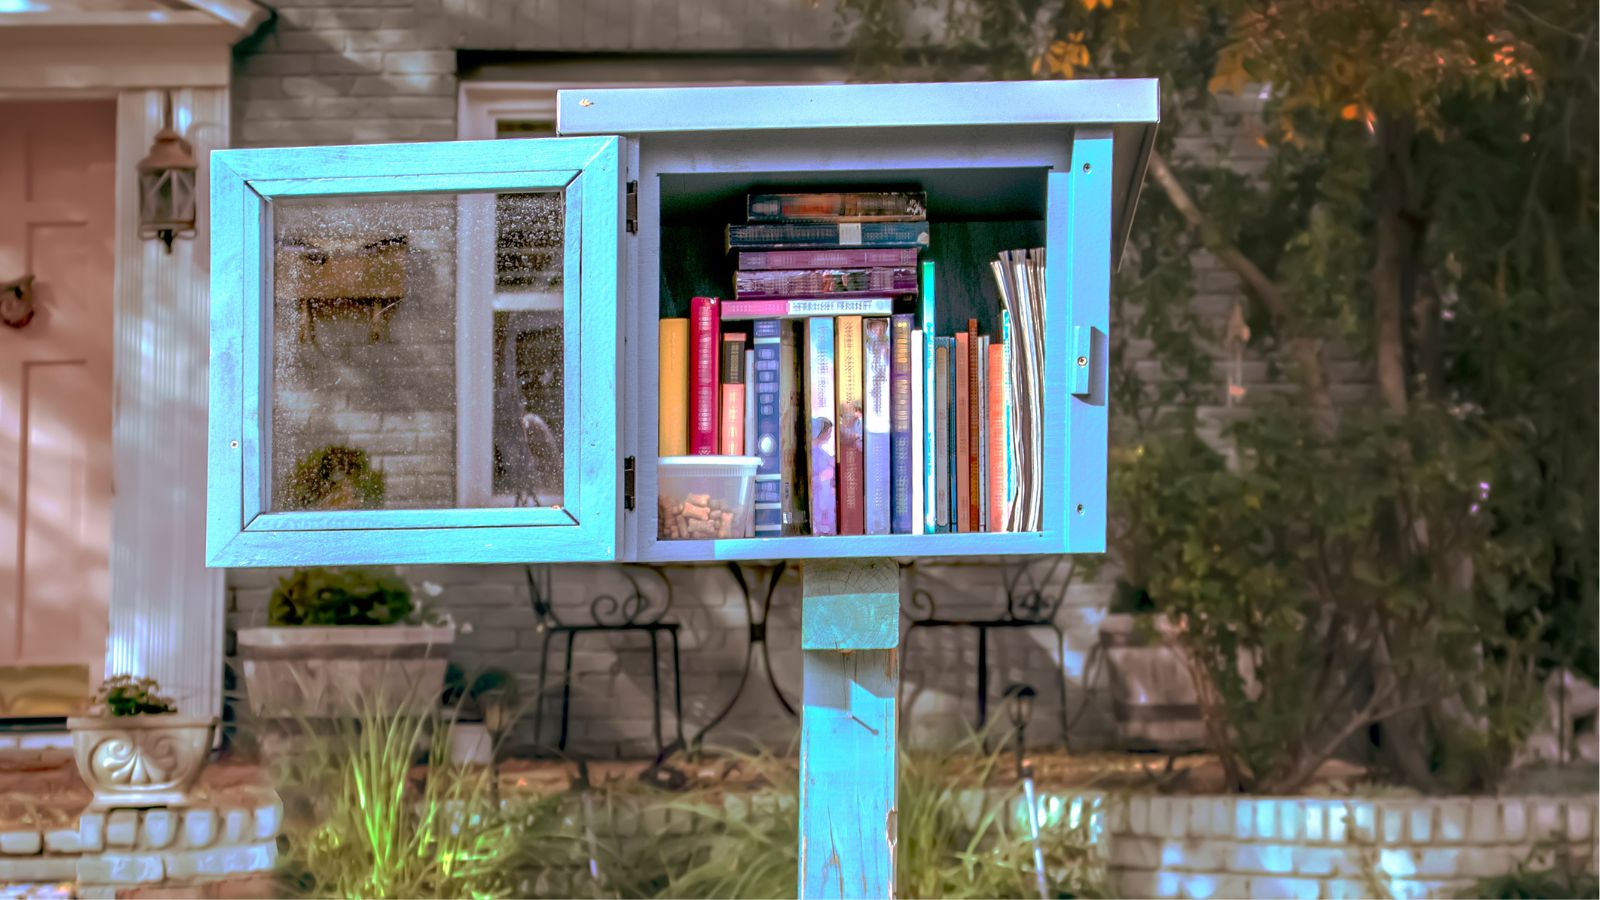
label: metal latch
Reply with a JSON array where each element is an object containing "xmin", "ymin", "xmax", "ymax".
[
  {"xmin": 625, "ymin": 181, "xmax": 638, "ymax": 234},
  {"xmin": 1070, "ymin": 325, "xmax": 1103, "ymax": 397},
  {"xmin": 623, "ymin": 455, "xmax": 636, "ymax": 510}
]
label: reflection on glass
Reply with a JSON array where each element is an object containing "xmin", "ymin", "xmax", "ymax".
[{"xmin": 269, "ymin": 190, "xmax": 565, "ymax": 512}]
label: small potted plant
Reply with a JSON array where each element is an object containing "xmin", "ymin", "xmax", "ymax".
[
  {"xmin": 236, "ymin": 566, "xmax": 454, "ymax": 718},
  {"xmin": 441, "ymin": 664, "xmax": 518, "ymax": 767},
  {"xmin": 67, "ymin": 676, "xmax": 216, "ymax": 809},
  {"xmin": 1098, "ymin": 580, "xmax": 1206, "ymax": 751}
]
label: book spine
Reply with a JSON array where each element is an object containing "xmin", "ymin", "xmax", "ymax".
[
  {"xmin": 719, "ymin": 333, "xmax": 747, "ymax": 456},
  {"xmin": 954, "ymin": 330, "xmax": 970, "ymax": 533},
  {"xmin": 987, "ymin": 343, "xmax": 1007, "ymax": 533},
  {"xmin": 739, "ymin": 248, "xmax": 919, "ymax": 271},
  {"xmin": 747, "ymin": 191, "xmax": 928, "ymax": 222},
  {"xmin": 910, "ymin": 330, "xmax": 925, "ymax": 537},
  {"xmin": 745, "ymin": 348, "xmax": 757, "ymax": 456},
  {"xmin": 1001, "ymin": 310, "xmax": 1014, "ymax": 523},
  {"xmin": 946, "ymin": 336, "xmax": 959, "ymax": 531},
  {"xmin": 752, "ymin": 321, "xmax": 782, "ymax": 537},
  {"xmin": 734, "ymin": 268, "xmax": 918, "ymax": 299},
  {"xmin": 977, "ymin": 335, "xmax": 989, "ymax": 532},
  {"xmin": 727, "ymin": 221, "xmax": 930, "ymax": 250},
  {"xmin": 919, "ymin": 261, "xmax": 937, "ymax": 534},
  {"xmin": 933, "ymin": 337, "xmax": 951, "ymax": 532},
  {"xmin": 779, "ymin": 321, "xmax": 808, "ymax": 535},
  {"xmin": 658, "ymin": 318, "xmax": 689, "ymax": 457},
  {"xmin": 967, "ymin": 319, "xmax": 982, "ymax": 532},
  {"xmin": 721, "ymin": 296, "xmax": 894, "ymax": 321},
  {"xmin": 889, "ymin": 314, "xmax": 914, "ymax": 534},
  {"xmin": 806, "ymin": 317, "xmax": 837, "ymax": 536},
  {"xmin": 688, "ymin": 297, "xmax": 721, "ymax": 455},
  {"xmin": 835, "ymin": 314, "xmax": 865, "ymax": 536},
  {"xmin": 863, "ymin": 317, "xmax": 893, "ymax": 536}
]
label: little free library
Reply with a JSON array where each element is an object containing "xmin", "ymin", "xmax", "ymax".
[{"xmin": 206, "ymin": 79, "xmax": 1159, "ymax": 897}]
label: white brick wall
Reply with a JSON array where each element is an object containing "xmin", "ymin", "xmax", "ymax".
[{"xmin": 1074, "ymin": 792, "xmax": 1600, "ymax": 900}]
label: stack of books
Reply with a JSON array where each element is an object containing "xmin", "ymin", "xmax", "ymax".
[{"xmin": 658, "ymin": 189, "xmax": 1041, "ymax": 541}]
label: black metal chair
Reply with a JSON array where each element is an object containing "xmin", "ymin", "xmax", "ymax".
[
  {"xmin": 900, "ymin": 557, "xmax": 1074, "ymax": 749},
  {"xmin": 524, "ymin": 565, "xmax": 685, "ymax": 760}
]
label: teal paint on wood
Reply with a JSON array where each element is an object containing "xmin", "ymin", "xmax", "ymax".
[
  {"xmin": 800, "ymin": 558, "xmax": 899, "ymax": 899},
  {"xmin": 800, "ymin": 559, "xmax": 901, "ymax": 650},
  {"xmin": 1060, "ymin": 131, "xmax": 1114, "ymax": 553},
  {"xmin": 205, "ymin": 136, "xmax": 624, "ymax": 567}
]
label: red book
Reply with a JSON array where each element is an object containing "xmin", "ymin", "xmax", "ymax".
[
  {"xmin": 719, "ymin": 333, "xmax": 747, "ymax": 455},
  {"xmin": 689, "ymin": 296, "xmax": 721, "ymax": 455},
  {"xmin": 987, "ymin": 344, "xmax": 1007, "ymax": 533},
  {"xmin": 954, "ymin": 330, "xmax": 970, "ymax": 533},
  {"xmin": 967, "ymin": 319, "xmax": 982, "ymax": 530}
]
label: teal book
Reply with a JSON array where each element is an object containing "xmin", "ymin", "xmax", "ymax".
[{"xmin": 919, "ymin": 261, "xmax": 937, "ymax": 534}]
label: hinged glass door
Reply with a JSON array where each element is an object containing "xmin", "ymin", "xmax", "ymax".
[{"xmin": 208, "ymin": 136, "xmax": 623, "ymax": 566}]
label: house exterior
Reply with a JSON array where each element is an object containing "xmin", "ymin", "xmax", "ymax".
[{"xmin": 4, "ymin": 0, "xmax": 1265, "ymax": 755}]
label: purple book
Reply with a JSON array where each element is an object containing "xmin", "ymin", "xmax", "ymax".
[
  {"xmin": 806, "ymin": 317, "xmax": 837, "ymax": 535},
  {"xmin": 889, "ymin": 314, "xmax": 915, "ymax": 534},
  {"xmin": 863, "ymin": 317, "xmax": 892, "ymax": 536},
  {"xmin": 752, "ymin": 320, "xmax": 783, "ymax": 537},
  {"xmin": 738, "ymin": 248, "xmax": 919, "ymax": 271},
  {"xmin": 734, "ymin": 267, "xmax": 919, "ymax": 299}
]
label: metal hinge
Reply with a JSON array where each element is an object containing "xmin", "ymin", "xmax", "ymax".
[
  {"xmin": 623, "ymin": 455, "xmax": 636, "ymax": 510},
  {"xmin": 625, "ymin": 181, "xmax": 638, "ymax": 234}
]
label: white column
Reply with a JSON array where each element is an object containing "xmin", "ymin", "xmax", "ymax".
[{"xmin": 105, "ymin": 87, "xmax": 228, "ymax": 717}]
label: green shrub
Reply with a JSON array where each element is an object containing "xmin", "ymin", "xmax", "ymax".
[
  {"xmin": 268, "ymin": 567, "xmax": 413, "ymax": 626},
  {"xmin": 272, "ymin": 696, "xmax": 514, "ymax": 899},
  {"xmin": 94, "ymin": 675, "xmax": 177, "ymax": 716},
  {"xmin": 284, "ymin": 444, "xmax": 385, "ymax": 511}
]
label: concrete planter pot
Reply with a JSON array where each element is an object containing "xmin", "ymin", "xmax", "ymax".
[
  {"xmin": 1099, "ymin": 613, "xmax": 1207, "ymax": 752},
  {"xmin": 66, "ymin": 714, "xmax": 217, "ymax": 810},
  {"xmin": 237, "ymin": 625, "xmax": 455, "ymax": 718}
]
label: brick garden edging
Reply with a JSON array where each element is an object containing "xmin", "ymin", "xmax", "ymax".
[
  {"xmin": 1076, "ymin": 792, "xmax": 1599, "ymax": 899},
  {"xmin": 0, "ymin": 797, "xmax": 281, "ymax": 897}
]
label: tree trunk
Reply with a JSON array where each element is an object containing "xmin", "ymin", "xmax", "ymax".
[{"xmin": 1371, "ymin": 115, "xmax": 1416, "ymax": 416}]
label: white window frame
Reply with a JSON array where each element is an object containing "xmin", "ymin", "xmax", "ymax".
[{"xmin": 454, "ymin": 80, "xmax": 745, "ymax": 508}]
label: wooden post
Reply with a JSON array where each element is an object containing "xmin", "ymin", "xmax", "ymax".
[{"xmin": 799, "ymin": 558, "xmax": 899, "ymax": 899}]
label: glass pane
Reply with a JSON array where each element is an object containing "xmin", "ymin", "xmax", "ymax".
[
  {"xmin": 496, "ymin": 192, "xmax": 565, "ymax": 292},
  {"xmin": 269, "ymin": 190, "xmax": 565, "ymax": 512}
]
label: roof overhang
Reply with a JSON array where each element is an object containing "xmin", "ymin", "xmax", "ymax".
[{"xmin": 0, "ymin": 1, "xmax": 269, "ymax": 92}]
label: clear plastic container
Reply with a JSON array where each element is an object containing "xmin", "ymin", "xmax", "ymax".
[{"xmin": 657, "ymin": 455, "xmax": 759, "ymax": 540}]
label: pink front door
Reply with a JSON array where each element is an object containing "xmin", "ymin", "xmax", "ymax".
[{"xmin": 0, "ymin": 100, "xmax": 117, "ymax": 695}]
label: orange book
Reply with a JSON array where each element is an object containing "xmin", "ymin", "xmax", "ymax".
[
  {"xmin": 719, "ymin": 333, "xmax": 747, "ymax": 455},
  {"xmin": 987, "ymin": 344, "xmax": 1007, "ymax": 532},
  {"xmin": 953, "ymin": 330, "xmax": 970, "ymax": 533},
  {"xmin": 658, "ymin": 318, "xmax": 690, "ymax": 456}
]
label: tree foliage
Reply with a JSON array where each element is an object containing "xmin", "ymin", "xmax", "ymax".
[{"xmin": 840, "ymin": 0, "xmax": 1598, "ymax": 792}]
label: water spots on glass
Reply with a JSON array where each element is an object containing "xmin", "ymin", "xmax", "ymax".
[{"xmin": 268, "ymin": 190, "xmax": 565, "ymax": 512}]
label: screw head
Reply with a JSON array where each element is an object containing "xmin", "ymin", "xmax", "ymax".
[
  {"xmin": 230, "ymin": 440, "xmax": 239, "ymax": 449},
  {"xmin": 1077, "ymin": 356, "xmax": 1088, "ymax": 367},
  {"xmin": 1081, "ymin": 162, "xmax": 1092, "ymax": 173},
  {"xmin": 1075, "ymin": 503, "xmax": 1085, "ymax": 515}
]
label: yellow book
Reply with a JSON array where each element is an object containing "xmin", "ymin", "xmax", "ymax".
[{"xmin": 659, "ymin": 318, "xmax": 690, "ymax": 456}]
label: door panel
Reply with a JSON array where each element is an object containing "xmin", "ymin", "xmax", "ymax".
[
  {"xmin": 209, "ymin": 136, "xmax": 624, "ymax": 566},
  {"xmin": 0, "ymin": 100, "xmax": 116, "ymax": 698}
]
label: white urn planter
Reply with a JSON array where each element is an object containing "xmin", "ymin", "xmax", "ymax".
[
  {"xmin": 236, "ymin": 624, "xmax": 455, "ymax": 717},
  {"xmin": 66, "ymin": 714, "xmax": 217, "ymax": 810},
  {"xmin": 1098, "ymin": 613, "xmax": 1207, "ymax": 752}
]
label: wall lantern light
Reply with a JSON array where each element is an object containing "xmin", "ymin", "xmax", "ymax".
[{"xmin": 137, "ymin": 92, "xmax": 198, "ymax": 253}]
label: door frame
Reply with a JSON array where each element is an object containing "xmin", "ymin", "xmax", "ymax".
[{"xmin": 0, "ymin": 2, "xmax": 265, "ymax": 719}]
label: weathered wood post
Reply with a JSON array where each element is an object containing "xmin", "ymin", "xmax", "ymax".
[{"xmin": 799, "ymin": 558, "xmax": 900, "ymax": 899}]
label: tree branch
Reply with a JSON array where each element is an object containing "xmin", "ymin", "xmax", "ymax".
[{"xmin": 1147, "ymin": 149, "xmax": 1338, "ymax": 433}]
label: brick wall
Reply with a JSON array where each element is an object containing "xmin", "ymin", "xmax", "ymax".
[{"xmin": 225, "ymin": 3, "xmax": 1363, "ymax": 759}]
